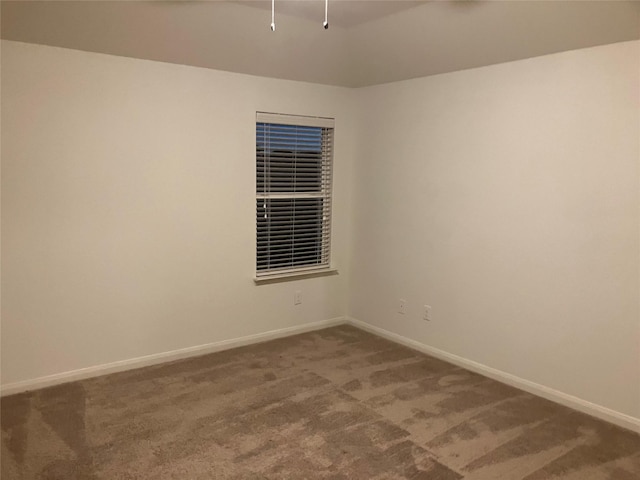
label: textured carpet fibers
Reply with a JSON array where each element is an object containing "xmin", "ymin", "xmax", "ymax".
[{"xmin": 2, "ymin": 325, "xmax": 639, "ymax": 479}]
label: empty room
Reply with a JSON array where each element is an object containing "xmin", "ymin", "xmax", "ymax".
[{"xmin": 1, "ymin": 0, "xmax": 639, "ymax": 478}]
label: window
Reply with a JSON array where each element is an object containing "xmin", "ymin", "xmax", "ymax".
[{"xmin": 256, "ymin": 113, "xmax": 334, "ymax": 277}]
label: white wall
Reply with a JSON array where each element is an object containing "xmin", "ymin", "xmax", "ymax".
[
  {"xmin": 1, "ymin": 40, "xmax": 355, "ymax": 386},
  {"xmin": 349, "ymin": 40, "xmax": 640, "ymax": 419}
]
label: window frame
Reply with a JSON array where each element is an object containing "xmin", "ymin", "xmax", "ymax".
[{"xmin": 255, "ymin": 112, "xmax": 335, "ymax": 279}]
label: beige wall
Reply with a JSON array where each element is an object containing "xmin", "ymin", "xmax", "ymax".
[
  {"xmin": 349, "ymin": 40, "xmax": 640, "ymax": 418},
  {"xmin": 1, "ymin": 40, "xmax": 355, "ymax": 385},
  {"xmin": 2, "ymin": 39, "xmax": 639, "ymax": 423}
]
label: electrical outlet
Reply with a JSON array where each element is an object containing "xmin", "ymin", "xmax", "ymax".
[
  {"xmin": 398, "ymin": 299, "xmax": 407, "ymax": 314},
  {"xmin": 423, "ymin": 305, "xmax": 432, "ymax": 321},
  {"xmin": 294, "ymin": 290, "xmax": 302, "ymax": 305}
]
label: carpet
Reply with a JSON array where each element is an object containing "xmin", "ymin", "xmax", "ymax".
[{"xmin": 2, "ymin": 325, "xmax": 639, "ymax": 479}]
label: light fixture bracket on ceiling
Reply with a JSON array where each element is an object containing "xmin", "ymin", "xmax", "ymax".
[{"xmin": 270, "ymin": 0, "xmax": 329, "ymax": 31}]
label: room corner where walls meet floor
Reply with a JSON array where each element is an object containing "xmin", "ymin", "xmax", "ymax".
[
  {"xmin": 2, "ymin": 324, "xmax": 639, "ymax": 479},
  {"xmin": 2, "ymin": 316, "xmax": 639, "ymax": 434}
]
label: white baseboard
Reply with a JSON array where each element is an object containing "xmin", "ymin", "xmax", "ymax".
[
  {"xmin": 4, "ymin": 315, "xmax": 638, "ymax": 433},
  {"xmin": 345, "ymin": 317, "xmax": 640, "ymax": 433},
  {"xmin": 0, "ymin": 317, "xmax": 346, "ymax": 397}
]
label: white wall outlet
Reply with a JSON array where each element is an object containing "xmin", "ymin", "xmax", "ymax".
[
  {"xmin": 294, "ymin": 290, "xmax": 302, "ymax": 305},
  {"xmin": 423, "ymin": 305, "xmax": 432, "ymax": 321},
  {"xmin": 398, "ymin": 299, "xmax": 407, "ymax": 314}
]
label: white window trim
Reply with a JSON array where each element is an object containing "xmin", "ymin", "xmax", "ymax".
[
  {"xmin": 256, "ymin": 112, "xmax": 334, "ymax": 129},
  {"xmin": 253, "ymin": 267, "xmax": 339, "ymax": 284}
]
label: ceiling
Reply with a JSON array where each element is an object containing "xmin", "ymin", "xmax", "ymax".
[{"xmin": 2, "ymin": 1, "xmax": 639, "ymax": 87}]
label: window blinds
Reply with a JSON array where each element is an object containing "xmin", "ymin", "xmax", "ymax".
[{"xmin": 256, "ymin": 113, "xmax": 334, "ymax": 276}]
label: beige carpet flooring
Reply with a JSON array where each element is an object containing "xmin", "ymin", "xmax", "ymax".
[{"xmin": 2, "ymin": 325, "xmax": 639, "ymax": 479}]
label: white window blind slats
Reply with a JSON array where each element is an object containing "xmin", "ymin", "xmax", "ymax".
[{"xmin": 256, "ymin": 117, "xmax": 334, "ymax": 275}]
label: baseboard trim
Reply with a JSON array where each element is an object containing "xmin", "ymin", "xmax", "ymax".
[
  {"xmin": 0, "ymin": 317, "xmax": 347, "ymax": 397},
  {"xmin": 4, "ymin": 316, "xmax": 638, "ymax": 433},
  {"xmin": 346, "ymin": 317, "xmax": 640, "ymax": 433}
]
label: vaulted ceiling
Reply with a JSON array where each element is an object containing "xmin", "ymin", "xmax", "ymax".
[{"xmin": 2, "ymin": 1, "xmax": 639, "ymax": 87}]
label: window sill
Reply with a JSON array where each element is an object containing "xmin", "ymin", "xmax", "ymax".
[{"xmin": 254, "ymin": 268, "xmax": 339, "ymax": 285}]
